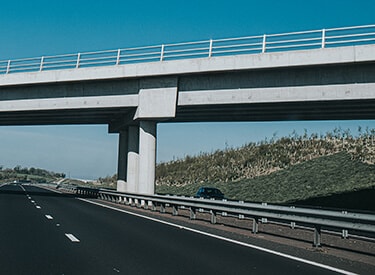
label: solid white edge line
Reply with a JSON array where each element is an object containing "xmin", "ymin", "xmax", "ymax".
[
  {"xmin": 65, "ymin": 233, "xmax": 80, "ymax": 242},
  {"xmin": 77, "ymin": 198, "xmax": 357, "ymax": 275}
]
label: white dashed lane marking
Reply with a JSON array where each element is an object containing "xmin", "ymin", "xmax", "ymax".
[
  {"xmin": 65, "ymin": 233, "xmax": 80, "ymax": 243},
  {"xmin": 36, "ymin": 206, "xmax": 41, "ymax": 209},
  {"xmin": 45, "ymin": 215, "xmax": 53, "ymax": 220}
]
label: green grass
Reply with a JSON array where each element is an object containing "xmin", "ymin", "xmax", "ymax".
[{"xmin": 156, "ymin": 152, "xmax": 375, "ymax": 204}]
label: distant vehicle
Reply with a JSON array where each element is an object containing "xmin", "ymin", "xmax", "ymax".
[{"xmin": 195, "ymin": 187, "xmax": 225, "ymax": 200}]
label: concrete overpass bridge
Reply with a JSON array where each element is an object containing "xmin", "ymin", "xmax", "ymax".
[{"xmin": 1, "ymin": 24, "xmax": 375, "ymax": 194}]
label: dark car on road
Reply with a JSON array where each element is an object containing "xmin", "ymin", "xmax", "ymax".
[{"xmin": 195, "ymin": 187, "xmax": 225, "ymax": 200}]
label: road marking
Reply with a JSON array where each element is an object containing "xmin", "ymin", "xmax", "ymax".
[
  {"xmin": 19, "ymin": 185, "xmax": 26, "ymax": 192},
  {"xmin": 65, "ymin": 233, "xmax": 80, "ymax": 243},
  {"xmin": 31, "ymin": 200, "xmax": 35, "ymax": 203},
  {"xmin": 78, "ymin": 198, "xmax": 357, "ymax": 275},
  {"xmin": 36, "ymin": 206, "xmax": 41, "ymax": 209},
  {"xmin": 45, "ymin": 215, "xmax": 53, "ymax": 220}
]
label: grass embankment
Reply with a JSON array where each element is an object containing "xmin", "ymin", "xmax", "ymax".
[
  {"xmin": 155, "ymin": 129, "xmax": 375, "ymax": 210},
  {"xmin": 0, "ymin": 167, "xmax": 64, "ymax": 184},
  {"xmin": 156, "ymin": 152, "xmax": 375, "ymax": 203}
]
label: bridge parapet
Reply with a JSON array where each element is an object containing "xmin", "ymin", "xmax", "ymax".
[{"xmin": 1, "ymin": 24, "xmax": 375, "ymax": 77}]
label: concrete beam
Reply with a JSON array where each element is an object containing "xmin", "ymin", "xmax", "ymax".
[
  {"xmin": 178, "ymin": 83, "xmax": 375, "ymax": 106},
  {"xmin": 0, "ymin": 95, "xmax": 138, "ymax": 112}
]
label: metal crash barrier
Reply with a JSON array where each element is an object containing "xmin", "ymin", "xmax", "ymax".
[{"xmin": 57, "ymin": 184, "xmax": 375, "ymax": 247}]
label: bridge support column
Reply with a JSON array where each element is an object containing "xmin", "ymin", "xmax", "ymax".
[
  {"xmin": 117, "ymin": 129, "xmax": 128, "ymax": 192},
  {"xmin": 127, "ymin": 126, "xmax": 139, "ymax": 193},
  {"xmin": 138, "ymin": 121, "xmax": 156, "ymax": 195}
]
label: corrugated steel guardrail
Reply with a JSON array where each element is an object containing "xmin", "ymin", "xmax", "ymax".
[{"xmin": 57, "ymin": 184, "xmax": 375, "ymax": 247}]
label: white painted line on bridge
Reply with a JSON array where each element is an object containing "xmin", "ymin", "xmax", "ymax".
[
  {"xmin": 45, "ymin": 215, "xmax": 53, "ymax": 220},
  {"xmin": 65, "ymin": 233, "xmax": 80, "ymax": 243},
  {"xmin": 78, "ymin": 198, "xmax": 357, "ymax": 275}
]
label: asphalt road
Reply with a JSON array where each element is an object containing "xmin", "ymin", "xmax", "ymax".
[{"xmin": 0, "ymin": 184, "xmax": 353, "ymax": 275}]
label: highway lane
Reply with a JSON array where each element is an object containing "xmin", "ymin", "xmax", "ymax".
[{"xmin": 0, "ymin": 184, "xmax": 354, "ymax": 275}]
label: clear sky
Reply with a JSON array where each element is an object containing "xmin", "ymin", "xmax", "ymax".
[{"xmin": 0, "ymin": 0, "xmax": 374, "ymax": 179}]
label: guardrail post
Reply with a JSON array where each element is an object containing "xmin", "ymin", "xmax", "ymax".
[
  {"xmin": 342, "ymin": 229, "xmax": 349, "ymax": 239},
  {"xmin": 290, "ymin": 222, "xmax": 296, "ymax": 229},
  {"xmin": 341, "ymin": 211, "xmax": 348, "ymax": 239},
  {"xmin": 160, "ymin": 203, "xmax": 166, "ymax": 213},
  {"xmin": 172, "ymin": 205, "xmax": 178, "ymax": 216},
  {"xmin": 290, "ymin": 206, "xmax": 296, "ymax": 228},
  {"xmin": 210, "ymin": 210, "xmax": 217, "ymax": 224},
  {"xmin": 261, "ymin": 203, "xmax": 268, "ymax": 223},
  {"xmin": 313, "ymin": 226, "xmax": 322, "ymax": 247},
  {"xmin": 262, "ymin": 34, "xmax": 267, "ymax": 53},
  {"xmin": 252, "ymin": 218, "xmax": 259, "ymax": 234},
  {"xmin": 140, "ymin": 199, "xmax": 146, "ymax": 208},
  {"xmin": 251, "ymin": 218, "xmax": 259, "ymax": 234},
  {"xmin": 6, "ymin": 60, "xmax": 11, "ymax": 74},
  {"xmin": 190, "ymin": 207, "xmax": 196, "ymax": 220}
]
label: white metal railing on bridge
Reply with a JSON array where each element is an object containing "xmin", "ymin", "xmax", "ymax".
[{"xmin": 1, "ymin": 24, "xmax": 375, "ymax": 75}]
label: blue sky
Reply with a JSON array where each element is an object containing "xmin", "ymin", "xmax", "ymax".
[{"xmin": 1, "ymin": 0, "xmax": 375, "ymax": 179}]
